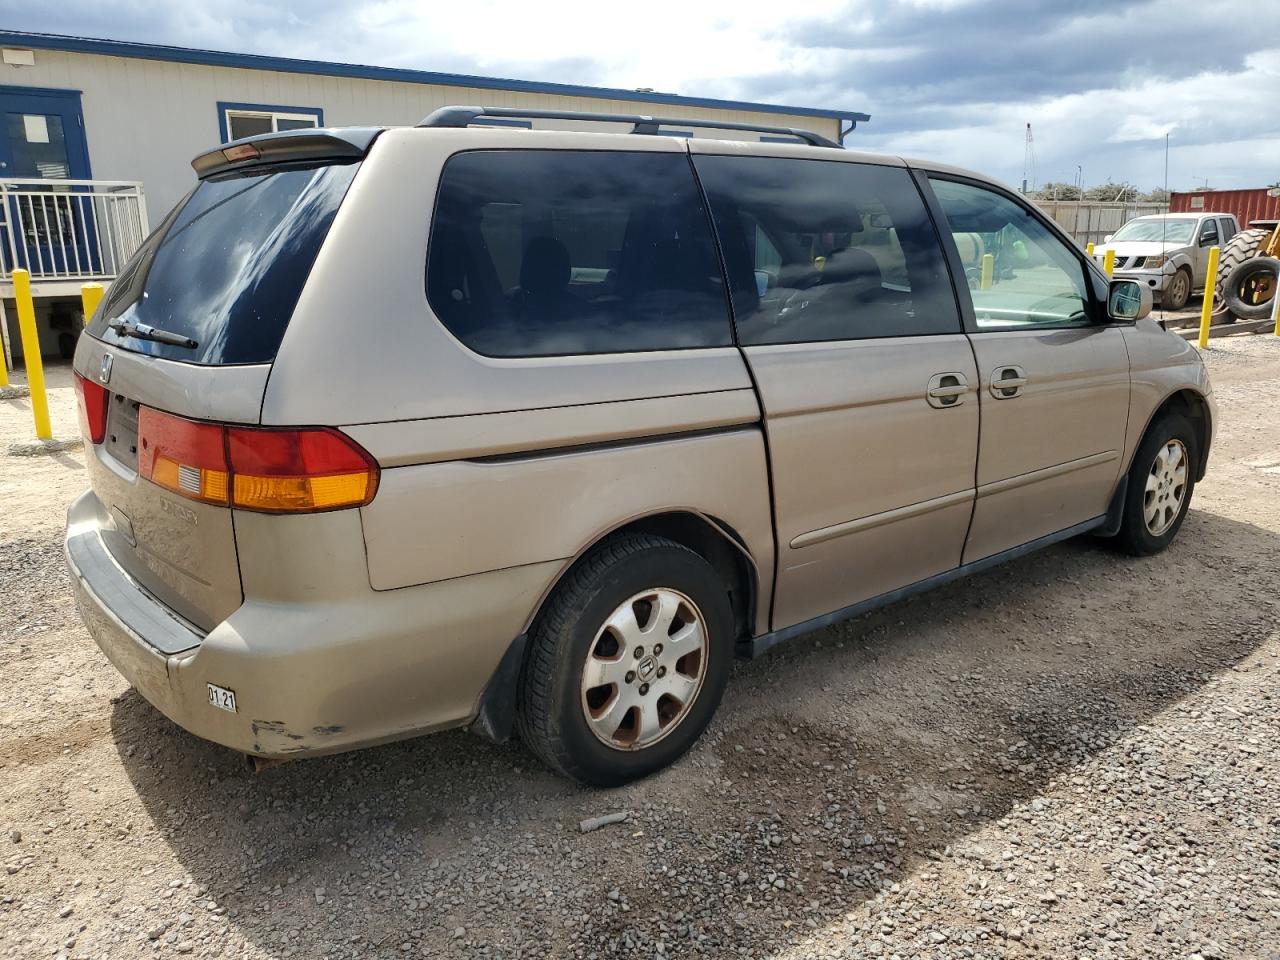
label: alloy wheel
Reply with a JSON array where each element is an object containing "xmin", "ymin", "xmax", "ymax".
[
  {"xmin": 1143, "ymin": 439, "xmax": 1188, "ymax": 536},
  {"xmin": 580, "ymin": 588, "xmax": 708, "ymax": 751}
]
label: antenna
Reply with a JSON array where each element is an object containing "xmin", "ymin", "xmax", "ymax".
[{"xmin": 1021, "ymin": 123, "xmax": 1037, "ymax": 194}]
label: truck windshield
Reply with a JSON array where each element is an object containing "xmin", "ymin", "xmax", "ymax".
[
  {"xmin": 1111, "ymin": 219, "xmax": 1196, "ymax": 244},
  {"xmin": 89, "ymin": 161, "xmax": 360, "ymax": 365}
]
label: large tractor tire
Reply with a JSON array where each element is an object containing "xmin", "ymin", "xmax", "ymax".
[
  {"xmin": 1214, "ymin": 228, "xmax": 1269, "ymax": 320},
  {"xmin": 1221, "ymin": 256, "xmax": 1280, "ymax": 321}
]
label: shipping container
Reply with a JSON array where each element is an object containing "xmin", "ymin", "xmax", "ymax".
[{"xmin": 1170, "ymin": 188, "xmax": 1280, "ymax": 227}]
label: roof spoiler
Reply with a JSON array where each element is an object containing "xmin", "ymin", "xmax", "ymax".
[{"xmin": 191, "ymin": 128, "xmax": 383, "ymax": 179}]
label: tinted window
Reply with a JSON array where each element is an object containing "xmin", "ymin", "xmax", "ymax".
[
  {"xmin": 91, "ymin": 163, "xmax": 359, "ymax": 364},
  {"xmin": 1199, "ymin": 219, "xmax": 1219, "ymax": 244},
  {"xmin": 693, "ymin": 156, "xmax": 960, "ymax": 345},
  {"xmin": 426, "ymin": 150, "xmax": 732, "ymax": 357},
  {"xmin": 930, "ymin": 178, "xmax": 1093, "ymax": 330}
]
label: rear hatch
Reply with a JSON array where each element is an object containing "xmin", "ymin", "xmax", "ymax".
[{"xmin": 75, "ymin": 133, "xmax": 370, "ymax": 631}]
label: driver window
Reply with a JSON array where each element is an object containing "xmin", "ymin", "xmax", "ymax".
[{"xmin": 929, "ymin": 178, "xmax": 1092, "ymax": 330}]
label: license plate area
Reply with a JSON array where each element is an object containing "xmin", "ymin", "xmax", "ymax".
[
  {"xmin": 103, "ymin": 393, "xmax": 141, "ymax": 472},
  {"xmin": 206, "ymin": 683, "xmax": 237, "ymax": 713}
]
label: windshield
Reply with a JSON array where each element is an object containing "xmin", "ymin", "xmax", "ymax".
[
  {"xmin": 1111, "ymin": 218, "xmax": 1196, "ymax": 244},
  {"xmin": 90, "ymin": 162, "xmax": 360, "ymax": 364}
]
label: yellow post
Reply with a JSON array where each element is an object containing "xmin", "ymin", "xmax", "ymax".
[
  {"xmin": 80, "ymin": 282, "xmax": 105, "ymax": 326},
  {"xmin": 1197, "ymin": 246, "xmax": 1220, "ymax": 350},
  {"xmin": 1086, "ymin": 242, "xmax": 1095, "ymax": 257},
  {"xmin": 980, "ymin": 253, "xmax": 994, "ymax": 290},
  {"xmin": 13, "ymin": 269, "xmax": 51, "ymax": 440},
  {"xmin": 1102, "ymin": 248, "xmax": 1116, "ymax": 277}
]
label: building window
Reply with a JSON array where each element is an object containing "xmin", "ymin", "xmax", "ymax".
[{"xmin": 217, "ymin": 102, "xmax": 323, "ymax": 143}]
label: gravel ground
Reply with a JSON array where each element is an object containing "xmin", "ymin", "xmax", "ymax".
[{"xmin": 3, "ymin": 337, "xmax": 1280, "ymax": 960}]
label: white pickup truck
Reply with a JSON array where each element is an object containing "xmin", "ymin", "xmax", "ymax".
[{"xmin": 1093, "ymin": 212, "xmax": 1240, "ymax": 310}]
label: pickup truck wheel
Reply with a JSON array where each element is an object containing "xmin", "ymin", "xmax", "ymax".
[
  {"xmin": 1110, "ymin": 413, "xmax": 1197, "ymax": 557},
  {"xmin": 1162, "ymin": 267, "xmax": 1191, "ymax": 311},
  {"xmin": 516, "ymin": 534, "xmax": 733, "ymax": 787}
]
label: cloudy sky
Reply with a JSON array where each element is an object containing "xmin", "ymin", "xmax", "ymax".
[{"xmin": 5, "ymin": 0, "xmax": 1279, "ymax": 191}]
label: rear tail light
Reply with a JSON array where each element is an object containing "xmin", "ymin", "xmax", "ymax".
[
  {"xmin": 227, "ymin": 427, "xmax": 379, "ymax": 513},
  {"xmin": 138, "ymin": 407, "xmax": 230, "ymax": 505},
  {"xmin": 137, "ymin": 408, "xmax": 378, "ymax": 513},
  {"xmin": 74, "ymin": 373, "xmax": 109, "ymax": 444}
]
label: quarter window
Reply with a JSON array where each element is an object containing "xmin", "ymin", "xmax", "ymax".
[
  {"xmin": 694, "ymin": 156, "xmax": 960, "ymax": 344},
  {"xmin": 929, "ymin": 178, "xmax": 1093, "ymax": 330},
  {"xmin": 426, "ymin": 150, "xmax": 733, "ymax": 357}
]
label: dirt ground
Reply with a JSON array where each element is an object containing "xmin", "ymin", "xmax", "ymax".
[{"xmin": 3, "ymin": 336, "xmax": 1280, "ymax": 960}]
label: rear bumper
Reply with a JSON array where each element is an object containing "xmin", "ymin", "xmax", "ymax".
[{"xmin": 66, "ymin": 490, "xmax": 561, "ymax": 759}]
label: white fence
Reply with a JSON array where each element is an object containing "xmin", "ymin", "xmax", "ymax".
[
  {"xmin": 0, "ymin": 178, "xmax": 149, "ymax": 282},
  {"xmin": 1034, "ymin": 200, "xmax": 1169, "ymax": 248}
]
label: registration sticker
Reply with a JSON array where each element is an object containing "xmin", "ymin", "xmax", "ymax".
[{"xmin": 206, "ymin": 683, "xmax": 237, "ymax": 713}]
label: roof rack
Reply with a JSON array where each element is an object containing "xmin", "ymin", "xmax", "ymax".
[{"xmin": 417, "ymin": 105, "xmax": 843, "ymax": 149}]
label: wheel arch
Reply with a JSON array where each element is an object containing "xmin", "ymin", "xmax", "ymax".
[
  {"xmin": 1131, "ymin": 387, "xmax": 1213, "ymax": 482},
  {"xmin": 525, "ymin": 509, "xmax": 762, "ymax": 641}
]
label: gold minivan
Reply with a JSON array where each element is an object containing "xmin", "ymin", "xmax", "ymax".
[{"xmin": 66, "ymin": 108, "xmax": 1214, "ymax": 785}]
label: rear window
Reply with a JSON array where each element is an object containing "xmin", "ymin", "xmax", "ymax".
[
  {"xmin": 425, "ymin": 150, "xmax": 732, "ymax": 357},
  {"xmin": 90, "ymin": 162, "xmax": 360, "ymax": 365}
]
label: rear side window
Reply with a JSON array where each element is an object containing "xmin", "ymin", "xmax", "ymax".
[
  {"xmin": 91, "ymin": 162, "xmax": 360, "ymax": 365},
  {"xmin": 426, "ymin": 150, "xmax": 732, "ymax": 357},
  {"xmin": 693, "ymin": 156, "xmax": 960, "ymax": 345}
]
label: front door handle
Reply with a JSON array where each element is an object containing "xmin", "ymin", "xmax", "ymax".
[
  {"xmin": 990, "ymin": 365, "xmax": 1028, "ymax": 399},
  {"xmin": 926, "ymin": 372, "xmax": 969, "ymax": 408}
]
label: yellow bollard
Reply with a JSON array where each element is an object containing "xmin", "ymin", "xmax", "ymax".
[
  {"xmin": 1198, "ymin": 246, "xmax": 1220, "ymax": 350},
  {"xmin": 1102, "ymin": 249, "xmax": 1116, "ymax": 277},
  {"xmin": 13, "ymin": 269, "xmax": 51, "ymax": 440},
  {"xmin": 980, "ymin": 253, "xmax": 994, "ymax": 290},
  {"xmin": 80, "ymin": 282, "xmax": 105, "ymax": 326},
  {"xmin": 1086, "ymin": 242, "xmax": 1095, "ymax": 257}
]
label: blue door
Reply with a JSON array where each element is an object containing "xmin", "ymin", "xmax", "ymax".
[{"xmin": 0, "ymin": 86, "xmax": 96, "ymax": 275}]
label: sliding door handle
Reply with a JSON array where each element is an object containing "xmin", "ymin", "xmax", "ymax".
[
  {"xmin": 990, "ymin": 365, "xmax": 1028, "ymax": 398},
  {"xmin": 926, "ymin": 372, "xmax": 969, "ymax": 408}
]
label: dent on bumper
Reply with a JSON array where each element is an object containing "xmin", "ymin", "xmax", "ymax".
[{"xmin": 65, "ymin": 491, "xmax": 561, "ymax": 758}]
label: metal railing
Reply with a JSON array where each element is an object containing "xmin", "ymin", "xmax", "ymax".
[{"xmin": 0, "ymin": 178, "xmax": 148, "ymax": 282}]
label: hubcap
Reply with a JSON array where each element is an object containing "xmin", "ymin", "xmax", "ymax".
[
  {"xmin": 1143, "ymin": 439, "xmax": 1188, "ymax": 536},
  {"xmin": 580, "ymin": 588, "xmax": 708, "ymax": 751},
  {"xmin": 1169, "ymin": 272, "xmax": 1188, "ymax": 303}
]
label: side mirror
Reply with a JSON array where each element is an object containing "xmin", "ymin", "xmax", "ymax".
[
  {"xmin": 1103, "ymin": 234, "xmax": 1114, "ymax": 243},
  {"xmin": 1108, "ymin": 279, "xmax": 1151, "ymax": 322}
]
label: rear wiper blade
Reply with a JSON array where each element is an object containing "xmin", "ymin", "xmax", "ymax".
[{"xmin": 108, "ymin": 320, "xmax": 198, "ymax": 349}]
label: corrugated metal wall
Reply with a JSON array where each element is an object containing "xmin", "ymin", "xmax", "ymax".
[
  {"xmin": 7, "ymin": 48, "xmax": 844, "ymax": 218},
  {"xmin": 1033, "ymin": 200, "xmax": 1169, "ymax": 247},
  {"xmin": 1170, "ymin": 189, "xmax": 1280, "ymax": 228}
]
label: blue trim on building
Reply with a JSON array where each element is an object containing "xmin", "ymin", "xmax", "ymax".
[
  {"xmin": 216, "ymin": 101, "xmax": 324, "ymax": 142},
  {"xmin": 0, "ymin": 30, "xmax": 869, "ymax": 126}
]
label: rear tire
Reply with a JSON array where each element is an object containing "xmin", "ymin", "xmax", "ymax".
[
  {"xmin": 516, "ymin": 534, "xmax": 733, "ymax": 787},
  {"xmin": 1110, "ymin": 413, "xmax": 1197, "ymax": 557}
]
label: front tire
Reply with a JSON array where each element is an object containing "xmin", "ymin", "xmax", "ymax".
[
  {"xmin": 516, "ymin": 534, "xmax": 733, "ymax": 787},
  {"xmin": 1110, "ymin": 413, "xmax": 1197, "ymax": 556},
  {"xmin": 1162, "ymin": 267, "xmax": 1192, "ymax": 311}
]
